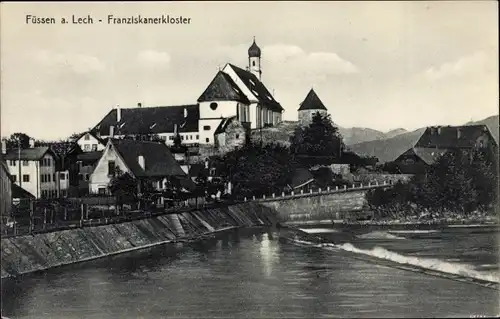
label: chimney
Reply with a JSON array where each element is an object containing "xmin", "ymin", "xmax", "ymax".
[
  {"xmin": 437, "ymin": 126, "xmax": 442, "ymax": 135},
  {"xmin": 457, "ymin": 128, "xmax": 462, "ymax": 139},
  {"xmin": 109, "ymin": 125, "xmax": 115, "ymax": 138},
  {"xmin": 184, "ymin": 108, "xmax": 188, "ymax": 118},
  {"xmin": 116, "ymin": 105, "xmax": 121, "ymax": 123},
  {"xmin": 138, "ymin": 155, "xmax": 145, "ymax": 170},
  {"xmin": 29, "ymin": 138, "xmax": 35, "ymax": 148},
  {"xmin": 1, "ymin": 139, "xmax": 6, "ymax": 154},
  {"xmin": 138, "ymin": 102, "xmax": 142, "ymax": 108}
]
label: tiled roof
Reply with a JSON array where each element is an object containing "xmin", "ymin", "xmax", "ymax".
[
  {"xmin": 77, "ymin": 151, "xmax": 103, "ymax": 162},
  {"xmin": 93, "ymin": 105, "xmax": 200, "ymax": 136},
  {"xmin": 289, "ymin": 168, "xmax": 315, "ymax": 189},
  {"xmin": 4, "ymin": 147, "xmax": 52, "ymax": 161},
  {"xmin": 12, "ymin": 183, "xmax": 35, "ymax": 199},
  {"xmin": 397, "ymin": 147, "xmax": 448, "ymax": 165},
  {"xmin": 74, "ymin": 131, "xmax": 107, "ymax": 145},
  {"xmin": 298, "ymin": 89, "xmax": 328, "ymax": 111},
  {"xmin": 415, "ymin": 125, "xmax": 496, "ymax": 149},
  {"xmin": 197, "ymin": 71, "xmax": 250, "ymax": 104},
  {"xmin": 111, "ymin": 139, "xmax": 186, "ymax": 178},
  {"xmin": 214, "ymin": 116, "xmax": 238, "ymax": 135},
  {"xmin": 227, "ymin": 64, "xmax": 284, "ymax": 112}
]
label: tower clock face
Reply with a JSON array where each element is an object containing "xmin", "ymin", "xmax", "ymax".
[{"xmin": 210, "ymin": 102, "xmax": 218, "ymax": 110}]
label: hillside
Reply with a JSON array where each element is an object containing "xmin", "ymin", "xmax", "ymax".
[
  {"xmin": 347, "ymin": 128, "xmax": 426, "ymax": 163},
  {"xmin": 348, "ymin": 114, "xmax": 498, "ymax": 163},
  {"xmin": 251, "ymin": 121, "xmax": 409, "ymax": 146}
]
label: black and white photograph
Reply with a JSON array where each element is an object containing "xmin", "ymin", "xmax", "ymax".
[{"xmin": 0, "ymin": 1, "xmax": 499, "ymax": 318}]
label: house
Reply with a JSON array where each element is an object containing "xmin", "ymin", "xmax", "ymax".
[
  {"xmin": 46, "ymin": 141, "xmax": 83, "ymax": 196},
  {"xmin": 3, "ymin": 139, "xmax": 65, "ymax": 199},
  {"xmin": 394, "ymin": 124, "xmax": 498, "ymax": 173},
  {"xmin": 298, "ymin": 88, "xmax": 329, "ymax": 126},
  {"xmin": 0, "ymin": 152, "xmax": 12, "ymax": 218},
  {"xmin": 214, "ymin": 116, "xmax": 249, "ymax": 152},
  {"xmin": 76, "ymin": 150, "xmax": 103, "ymax": 195},
  {"xmin": 74, "ymin": 131, "xmax": 107, "ymax": 152},
  {"xmin": 89, "ymin": 139, "xmax": 188, "ymax": 195},
  {"xmin": 89, "ymin": 39, "xmax": 283, "ymax": 149}
]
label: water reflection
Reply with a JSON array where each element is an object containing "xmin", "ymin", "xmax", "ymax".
[{"xmin": 1, "ymin": 228, "xmax": 498, "ymax": 318}]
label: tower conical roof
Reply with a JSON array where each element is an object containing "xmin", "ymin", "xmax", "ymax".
[{"xmin": 298, "ymin": 89, "xmax": 327, "ymax": 111}]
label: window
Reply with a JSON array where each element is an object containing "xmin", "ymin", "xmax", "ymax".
[
  {"xmin": 205, "ymin": 138, "xmax": 210, "ymax": 143},
  {"xmin": 84, "ymin": 134, "xmax": 90, "ymax": 140},
  {"xmin": 161, "ymin": 136, "xmax": 167, "ymax": 141},
  {"xmin": 11, "ymin": 175, "xmax": 16, "ymax": 182},
  {"xmin": 78, "ymin": 174, "xmax": 83, "ymax": 181},
  {"xmin": 108, "ymin": 160, "xmax": 116, "ymax": 176},
  {"xmin": 98, "ymin": 187, "xmax": 106, "ymax": 195},
  {"xmin": 23, "ymin": 174, "xmax": 29, "ymax": 182},
  {"xmin": 203, "ymin": 125, "xmax": 211, "ymax": 131},
  {"xmin": 169, "ymin": 136, "xmax": 174, "ymax": 140},
  {"xmin": 22, "ymin": 160, "xmax": 29, "ymax": 166},
  {"xmin": 181, "ymin": 135, "xmax": 184, "ymax": 140},
  {"xmin": 196, "ymin": 135, "xmax": 199, "ymax": 139},
  {"xmin": 9, "ymin": 160, "xmax": 15, "ymax": 166},
  {"xmin": 84, "ymin": 144, "xmax": 91, "ymax": 151},
  {"xmin": 53, "ymin": 174, "xmax": 56, "ymax": 182},
  {"xmin": 60, "ymin": 172, "xmax": 66, "ymax": 180},
  {"xmin": 85, "ymin": 174, "xmax": 89, "ymax": 181},
  {"xmin": 252, "ymin": 61, "xmax": 256, "ymax": 66},
  {"xmin": 91, "ymin": 144, "xmax": 98, "ymax": 151},
  {"xmin": 210, "ymin": 168, "xmax": 216, "ymax": 176},
  {"xmin": 210, "ymin": 102, "xmax": 218, "ymax": 110}
]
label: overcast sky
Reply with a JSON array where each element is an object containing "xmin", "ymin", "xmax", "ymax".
[{"xmin": 1, "ymin": 1, "xmax": 498, "ymax": 140}]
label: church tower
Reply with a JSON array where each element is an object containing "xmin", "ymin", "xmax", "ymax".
[{"xmin": 248, "ymin": 37, "xmax": 262, "ymax": 80}]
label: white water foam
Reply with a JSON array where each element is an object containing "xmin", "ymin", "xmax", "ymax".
[
  {"xmin": 299, "ymin": 228, "xmax": 340, "ymax": 234},
  {"xmin": 357, "ymin": 231, "xmax": 406, "ymax": 240},
  {"xmin": 388, "ymin": 230, "xmax": 439, "ymax": 234},
  {"xmin": 286, "ymin": 237, "xmax": 500, "ymax": 284},
  {"xmin": 335, "ymin": 243, "xmax": 500, "ymax": 284}
]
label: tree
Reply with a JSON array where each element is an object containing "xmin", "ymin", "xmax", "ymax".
[
  {"xmin": 5, "ymin": 133, "xmax": 31, "ymax": 149},
  {"xmin": 108, "ymin": 167, "xmax": 138, "ymax": 209},
  {"xmin": 290, "ymin": 112, "xmax": 344, "ymax": 166}
]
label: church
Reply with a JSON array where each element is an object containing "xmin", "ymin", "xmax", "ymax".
[{"xmin": 90, "ymin": 39, "xmax": 285, "ymax": 150}]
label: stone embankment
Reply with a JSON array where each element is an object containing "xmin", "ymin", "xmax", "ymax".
[{"xmin": 1, "ymin": 203, "xmax": 277, "ymax": 279}]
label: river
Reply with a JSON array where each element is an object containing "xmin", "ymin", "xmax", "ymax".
[{"xmin": 1, "ymin": 226, "xmax": 499, "ymax": 318}]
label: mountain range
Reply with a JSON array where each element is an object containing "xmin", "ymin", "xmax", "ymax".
[{"xmin": 251, "ymin": 114, "xmax": 499, "ymax": 163}]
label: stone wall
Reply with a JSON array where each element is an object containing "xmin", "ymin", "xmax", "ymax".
[
  {"xmin": 1, "ymin": 203, "xmax": 277, "ymax": 279},
  {"xmin": 354, "ymin": 173, "xmax": 413, "ymax": 184}
]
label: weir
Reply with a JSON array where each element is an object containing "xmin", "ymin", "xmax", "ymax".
[{"xmin": 1, "ymin": 183, "xmax": 389, "ymax": 279}]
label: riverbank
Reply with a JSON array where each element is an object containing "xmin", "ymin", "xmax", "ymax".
[{"xmin": 1, "ymin": 203, "xmax": 277, "ymax": 279}]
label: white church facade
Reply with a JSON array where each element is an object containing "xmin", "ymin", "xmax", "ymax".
[{"xmin": 90, "ymin": 39, "xmax": 284, "ymax": 148}]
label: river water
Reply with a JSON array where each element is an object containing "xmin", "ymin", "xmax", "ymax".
[{"xmin": 1, "ymin": 226, "xmax": 499, "ymax": 318}]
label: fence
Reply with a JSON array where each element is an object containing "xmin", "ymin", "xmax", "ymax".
[{"xmin": 1, "ymin": 180, "xmax": 394, "ymax": 238}]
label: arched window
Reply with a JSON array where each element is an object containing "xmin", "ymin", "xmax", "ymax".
[
  {"xmin": 252, "ymin": 61, "xmax": 256, "ymax": 67},
  {"xmin": 210, "ymin": 102, "xmax": 218, "ymax": 110}
]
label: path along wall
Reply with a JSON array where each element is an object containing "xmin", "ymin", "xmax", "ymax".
[
  {"xmin": 1, "ymin": 203, "xmax": 277, "ymax": 279},
  {"xmin": 1, "ymin": 185, "xmax": 388, "ymax": 279}
]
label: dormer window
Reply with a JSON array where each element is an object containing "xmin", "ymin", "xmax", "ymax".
[
  {"xmin": 119, "ymin": 123, "xmax": 126, "ymax": 128},
  {"xmin": 249, "ymin": 79, "xmax": 256, "ymax": 86},
  {"xmin": 251, "ymin": 89, "xmax": 259, "ymax": 96}
]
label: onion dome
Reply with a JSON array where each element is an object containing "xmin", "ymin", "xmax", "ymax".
[{"xmin": 248, "ymin": 39, "xmax": 261, "ymax": 58}]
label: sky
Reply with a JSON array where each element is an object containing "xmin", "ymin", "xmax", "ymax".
[{"xmin": 1, "ymin": 1, "xmax": 498, "ymax": 140}]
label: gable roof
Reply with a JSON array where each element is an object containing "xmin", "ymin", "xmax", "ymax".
[
  {"xmin": 12, "ymin": 183, "xmax": 36, "ymax": 199},
  {"xmin": 93, "ymin": 105, "xmax": 200, "ymax": 137},
  {"xmin": 197, "ymin": 71, "xmax": 250, "ymax": 104},
  {"xmin": 227, "ymin": 64, "xmax": 284, "ymax": 112},
  {"xmin": 214, "ymin": 116, "xmax": 238, "ymax": 135},
  {"xmin": 415, "ymin": 125, "xmax": 496, "ymax": 149},
  {"xmin": 298, "ymin": 89, "xmax": 328, "ymax": 111},
  {"xmin": 110, "ymin": 139, "xmax": 186, "ymax": 178},
  {"xmin": 3, "ymin": 147, "xmax": 54, "ymax": 161},
  {"xmin": 75, "ymin": 131, "xmax": 107, "ymax": 145},
  {"xmin": 397, "ymin": 147, "xmax": 448, "ymax": 165}
]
